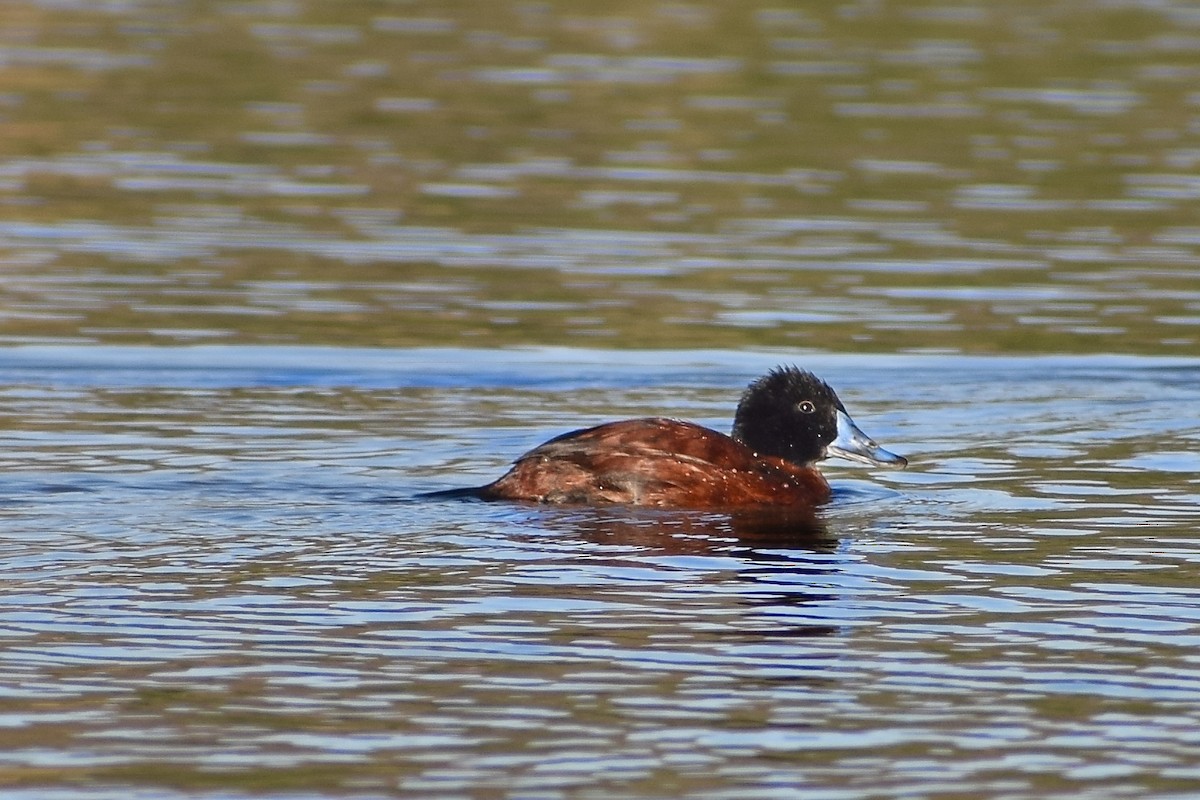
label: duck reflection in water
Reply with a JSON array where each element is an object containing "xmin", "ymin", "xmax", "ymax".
[
  {"xmin": 494, "ymin": 503, "xmax": 862, "ymax": 643},
  {"xmin": 428, "ymin": 366, "xmax": 906, "ymax": 511}
]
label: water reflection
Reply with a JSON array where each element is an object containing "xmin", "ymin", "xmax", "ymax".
[
  {"xmin": 0, "ymin": 347, "xmax": 1198, "ymax": 798},
  {"xmin": 1, "ymin": 2, "xmax": 1198, "ymax": 353},
  {"xmin": 465, "ymin": 504, "xmax": 850, "ymax": 650},
  {"xmin": 472, "ymin": 501, "xmax": 835, "ymax": 551},
  {"xmin": 3, "ymin": 0, "xmax": 1200, "ymax": 793}
]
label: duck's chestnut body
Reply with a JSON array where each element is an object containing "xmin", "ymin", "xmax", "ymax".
[
  {"xmin": 445, "ymin": 367, "xmax": 906, "ymax": 510},
  {"xmin": 477, "ymin": 417, "xmax": 833, "ymax": 507}
]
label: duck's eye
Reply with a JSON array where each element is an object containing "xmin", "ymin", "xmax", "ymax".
[{"xmin": 797, "ymin": 400, "xmax": 816, "ymax": 414}]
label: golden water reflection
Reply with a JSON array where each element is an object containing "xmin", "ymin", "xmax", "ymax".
[{"xmin": 0, "ymin": 1, "xmax": 1197, "ymax": 352}]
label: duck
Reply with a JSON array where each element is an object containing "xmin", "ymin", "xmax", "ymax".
[{"xmin": 430, "ymin": 366, "xmax": 906, "ymax": 509}]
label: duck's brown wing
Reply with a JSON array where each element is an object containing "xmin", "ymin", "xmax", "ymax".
[{"xmin": 478, "ymin": 418, "xmax": 829, "ymax": 508}]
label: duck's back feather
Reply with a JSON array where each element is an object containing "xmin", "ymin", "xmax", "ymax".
[{"xmin": 478, "ymin": 418, "xmax": 830, "ymax": 508}]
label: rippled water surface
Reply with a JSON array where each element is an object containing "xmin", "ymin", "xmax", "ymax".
[
  {"xmin": 0, "ymin": 0, "xmax": 1198, "ymax": 353},
  {"xmin": 1, "ymin": 347, "xmax": 1198, "ymax": 799},
  {"xmin": 2, "ymin": 0, "xmax": 1200, "ymax": 798}
]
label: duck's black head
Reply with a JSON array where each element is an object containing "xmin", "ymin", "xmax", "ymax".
[{"xmin": 731, "ymin": 366, "xmax": 907, "ymax": 469}]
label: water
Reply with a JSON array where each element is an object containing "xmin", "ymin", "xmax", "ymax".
[
  {"xmin": 0, "ymin": 347, "xmax": 1198, "ymax": 799},
  {"xmin": 0, "ymin": 1, "xmax": 1198, "ymax": 354},
  {"xmin": 2, "ymin": 0, "xmax": 1200, "ymax": 797}
]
